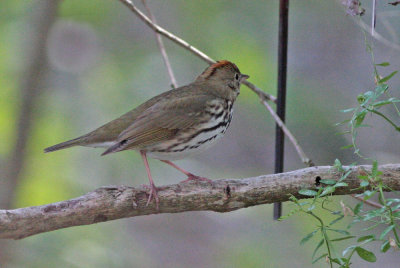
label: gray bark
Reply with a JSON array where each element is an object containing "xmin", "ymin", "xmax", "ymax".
[{"xmin": 1, "ymin": 164, "xmax": 399, "ymax": 240}]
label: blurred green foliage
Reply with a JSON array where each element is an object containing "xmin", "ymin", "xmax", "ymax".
[{"xmin": 1, "ymin": 0, "xmax": 399, "ymax": 267}]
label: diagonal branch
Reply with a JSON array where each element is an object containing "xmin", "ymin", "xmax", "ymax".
[
  {"xmin": 261, "ymin": 99, "xmax": 314, "ymax": 166},
  {"xmin": 1, "ymin": 164, "xmax": 400, "ymax": 240},
  {"xmin": 118, "ymin": 0, "xmax": 276, "ymax": 102}
]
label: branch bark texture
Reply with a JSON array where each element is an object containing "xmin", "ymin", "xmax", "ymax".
[{"xmin": 1, "ymin": 164, "xmax": 399, "ymax": 240}]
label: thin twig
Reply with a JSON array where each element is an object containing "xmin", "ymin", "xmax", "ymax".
[
  {"xmin": 141, "ymin": 0, "xmax": 177, "ymax": 88},
  {"xmin": 380, "ymin": 14, "xmax": 399, "ymax": 46},
  {"xmin": 262, "ymin": 99, "xmax": 314, "ymax": 167},
  {"xmin": 372, "ymin": 0, "xmax": 377, "ymax": 36},
  {"xmin": 119, "ymin": 0, "xmax": 214, "ymax": 63},
  {"xmin": 243, "ymin": 80, "xmax": 277, "ymax": 103},
  {"xmin": 351, "ymin": 194, "xmax": 382, "ymax": 209},
  {"xmin": 352, "ymin": 16, "xmax": 400, "ymax": 51},
  {"xmin": 1, "ymin": 164, "xmax": 399, "ymax": 240},
  {"xmin": 118, "ymin": 0, "xmax": 276, "ymax": 102},
  {"xmin": 351, "ymin": 194, "xmax": 400, "ymax": 213}
]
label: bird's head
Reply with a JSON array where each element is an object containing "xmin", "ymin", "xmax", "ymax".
[{"xmin": 196, "ymin": 60, "xmax": 249, "ymax": 100}]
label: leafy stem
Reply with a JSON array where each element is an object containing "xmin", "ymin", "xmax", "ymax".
[
  {"xmin": 366, "ymin": 108, "xmax": 400, "ymax": 131},
  {"xmin": 378, "ymin": 187, "xmax": 400, "ymax": 244},
  {"xmin": 307, "ymin": 211, "xmax": 334, "ymax": 268}
]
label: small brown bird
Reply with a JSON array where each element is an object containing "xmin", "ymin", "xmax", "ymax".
[{"xmin": 44, "ymin": 60, "xmax": 249, "ymax": 207}]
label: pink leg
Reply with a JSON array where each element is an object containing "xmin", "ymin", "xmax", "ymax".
[
  {"xmin": 140, "ymin": 151, "xmax": 159, "ymax": 209},
  {"xmin": 160, "ymin": 160, "xmax": 212, "ymax": 183}
]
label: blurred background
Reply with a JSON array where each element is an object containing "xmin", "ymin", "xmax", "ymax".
[{"xmin": 0, "ymin": 0, "xmax": 399, "ymax": 267}]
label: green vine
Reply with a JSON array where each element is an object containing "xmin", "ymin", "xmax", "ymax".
[{"xmin": 280, "ymin": 3, "xmax": 400, "ymax": 266}]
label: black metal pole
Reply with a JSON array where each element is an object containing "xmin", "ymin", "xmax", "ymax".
[{"xmin": 273, "ymin": 0, "xmax": 289, "ymax": 220}]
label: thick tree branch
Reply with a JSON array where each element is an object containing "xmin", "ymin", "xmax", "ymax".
[{"xmin": 1, "ymin": 164, "xmax": 399, "ymax": 240}]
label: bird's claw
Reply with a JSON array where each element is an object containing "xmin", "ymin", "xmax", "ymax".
[
  {"xmin": 180, "ymin": 173, "xmax": 212, "ymax": 184},
  {"xmin": 146, "ymin": 183, "xmax": 159, "ymax": 210}
]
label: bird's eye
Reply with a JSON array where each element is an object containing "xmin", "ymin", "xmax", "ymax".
[{"xmin": 235, "ymin": 73, "xmax": 239, "ymax": 80}]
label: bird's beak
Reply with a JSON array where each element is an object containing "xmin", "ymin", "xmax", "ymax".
[{"xmin": 240, "ymin": 74, "xmax": 250, "ymax": 82}]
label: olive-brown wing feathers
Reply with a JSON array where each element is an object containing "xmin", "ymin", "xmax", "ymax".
[{"xmin": 101, "ymin": 94, "xmax": 216, "ymax": 156}]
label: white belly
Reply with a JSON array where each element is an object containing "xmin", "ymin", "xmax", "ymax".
[
  {"xmin": 147, "ymin": 130, "xmax": 225, "ymax": 160},
  {"xmin": 147, "ymin": 108, "xmax": 233, "ymax": 161}
]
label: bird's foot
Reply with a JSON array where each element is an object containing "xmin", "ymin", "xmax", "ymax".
[
  {"xmin": 180, "ymin": 173, "xmax": 212, "ymax": 184},
  {"xmin": 145, "ymin": 183, "xmax": 159, "ymax": 210}
]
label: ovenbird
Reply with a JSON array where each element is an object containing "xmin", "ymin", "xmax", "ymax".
[{"xmin": 44, "ymin": 60, "xmax": 249, "ymax": 208}]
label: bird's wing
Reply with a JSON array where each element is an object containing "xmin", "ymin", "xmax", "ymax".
[{"xmin": 102, "ymin": 94, "xmax": 222, "ymax": 155}]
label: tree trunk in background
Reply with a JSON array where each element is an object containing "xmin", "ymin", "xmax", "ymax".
[{"xmin": 0, "ymin": 0, "xmax": 60, "ymax": 263}]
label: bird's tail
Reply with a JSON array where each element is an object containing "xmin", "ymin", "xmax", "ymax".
[
  {"xmin": 101, "ymin": 139, "xmax": 127, "ymax": 156},
  {"xmin": 44, "ymin": 136, "xmax": 86, "ymax": 153}
]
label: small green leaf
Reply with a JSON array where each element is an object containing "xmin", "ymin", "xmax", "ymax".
[
  {"xmin": 376, "ymin": 62, "xmax": 390, "ymax": 66},
  {"xmin": 307, "ymin": 204, "xmax": 315, "ymax": 211},
  {"xmin": 371, "ymin": 160, "xmax": 378, "ymax": 176},
  {"xmin": 320, "ymin": 186, "xmax": 336, "ymax": 197},
  {"xmin": 327, "ymin": 228, "xmax": 350, "ymax": 235},
  {"xmin": 312, "ymin": 253, "xmax": 328, "ymax": 264},
  {"xmin": 300, "ymin": 229, "xmax": 318, "ymax": 245},
  {"xmin": 355, "ymin": 110, "xmax": 367, "ymax": 127},
  {"xmin": 362, "ymin": 223, "xmax": 380, "ymax": 231},
  {"xmin": 363, "ymin": 190, "xmax": 377, "ymax": 200},
  {"xmin": 320, "ymin": 179, "xmax": 336, "ymax": 185},
  {"xmin": 334, "ymin": 159, "xmax": 343, "ymax": 170},
  {"xmin": 357, "ymin": 235, "xmax": 375, "ymax": 242},
  {"xmin": 392, "ymin": 211, "xmax": 400, "ymax": 218},
  {"xmin": 375, "ymin": 84, "xmax": 389, "ymax": 95},
  {"xmin": 349, "ymin": 219, "xmax": 360, "ymax": 227},
  {"xmin": 331, "ymin": 210, "xmax": 341, "ymax": 215},
  {"xmin": 391, "ymin": 203, "xmax": 400, "ymax": 211},
  {"xmin": 372, "ymin": 100, "xmax": 396, "ymax": 108},
  {"xmin": 379, "ymin": 71, "xmax": 398, "ymax": 83},
  {"xmin": 312, "ymin": 239, "xmax": 325, "ymax": 259},
  {"xmin": 379, "ymin": 225, "xmax": 395, "ymax": 240},
  {"xmin": 340, "ymin": 144, "xmax": 354, "ymax": 149},
  {"xmin": 298, "ymin": 189, "xmax": 318, "ymax": 196},
  {"xmin": 330, "ymin": 258, "xmax": 344, "ymax": 265},
  {"xmin": 339, "ymin": 170, "xmax": 352, "ymax": 182},
  {"xmin": 363, "ymin": 207, "xmax": 385, "ymax": 221},
  {"xmin": 330, "ymin": 215, "xmax": 344, "ymax": 226},
  {"xmin": 360, "ymin": 181, "xmax": 369, "ymax": 187},
  {"xmin": 331, "ymin": 236, "xmax": 355, "ymax": 242},
  {"xmin": 336, "ymin": 131, "xmax": 351, "ymax": 136},
  {"xmin": 355, "ymin": 247, "xmax": 376, "ymax": 262},
  {"xmin": 381, "ymin": 240, "xmax": 390, "ymax": 253},
  {"xmin": 353, "ymin": 202, "xmax": 363, "ymax": 215},
  {"xmin": 289, "ymin": 195, "xmax": 299, "ymax": 202},
  {"xmin": 278, "ymin": 208, "xmax": 299, "ymax": 221},
  {"xmin": 343, "ymin": 245, "xmax": 357, "ymax": 256},
  {"xmin": 335, "ymin": 119, "xmax": 351, "ymax": 126},
  {"xmin": 334, "ymin": 182, "xmax": 348, "ymax": 187},
  {"xmin": 341, "ymin": 108, "xmax": 357, "ymax": 113},
  {"xmin": 387, "ymin": 198, "xmax": 400, "ymax": 203},
  {"xmin": 298, "ymin": 201, "xmax": 309, "ymax": 206}
]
